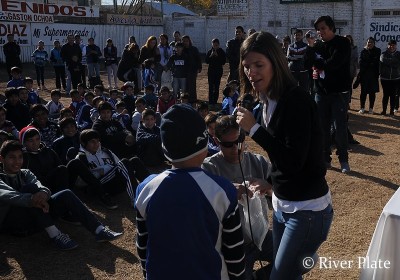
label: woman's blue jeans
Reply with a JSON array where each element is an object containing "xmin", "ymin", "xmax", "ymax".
[{"xmin": 270, "ymin": 204, "xmax": 333, "ymax": 280}]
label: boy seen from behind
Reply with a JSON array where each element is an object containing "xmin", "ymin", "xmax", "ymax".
[{"xmin": 135, "ymin": 104, "xmax": 245, "ymax": 279}]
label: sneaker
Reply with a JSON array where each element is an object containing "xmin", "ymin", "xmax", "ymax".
[
  {"xmin": 389, "ymin": 111, "xmax": 394, "ymax": 116},
  {"xmin": 340, "ymin": 162, "xmax": 351, "ymax": 173},
  {"xmin": 37, "ymin": 87, "xmax": 41, "ymax": 91},
  {"xmin": 369, "ymin": 109, "xmax": 374, "ymax": 114},
  {"xmin": 394, "ymin": 109, "xmax": 398, "ymax": 113},
  {"xmin": 380, "ymin": 111, "xmax": 386, "ymax": 116},
  {"xmin": 100, "ymin": 194, "xmax": 118, "ymax": 210},
  {"xmin": 60, "ymin": 214, "xmax": 82, "ymax": 226},
  {"xmin": 95, "ymin": 227, "xmax": 123, "ymax": 242},
  {"xmin": 52, "ymin": 233, "xmax": 78, "ymax": 250},
  {"xmin": 358, "ymin": 109, "xmax": 365, "ymax": 114}
]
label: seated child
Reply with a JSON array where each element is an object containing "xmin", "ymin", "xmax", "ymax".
[
  {"xmin": 121, "ymin": 82, "xmax": 136, "ymax": 115},
  {"xmin": 24, "ymin": 77, "xmax": 40, "ymax": 106},
  {"xmin": 52, "ymin": 117, "xmax": 81, "ymax": 165},
  {"xmin": 92, "ymin": 101, "xmax": 135, "ymax": 159},
  {"xmin": 76, "ymin": 91, "xmax": 95, "ymax": 130},
  {"xmin": 6, "ymin": 67, "xmax": 24, "ymax": 88},
  {"xmin": 157, "ymin": 86, "xmax": 176, "ymax": 115},
  {"xmin": 0, "ymin": 131, "xmax": 14, "ymax": 147},
  {"xmin": 29, "ymin": 104, "xmax": 61, "ymax": 147},
  {"xmin": 45, "ymin": 89, "xmax": 64, "ymax": 120},
  {"xmin": 17, "ymin": 86, "xmax": 29, "ymax": 108},
  {"xmin": 220, "ymin": 86, "xmax": 235, "ymax": 115},
  {"xmin": 131, "ymin": 97, "xmax": 146, "ymax": 134},
  {"xmin": 227, "ymin": 79, "xmax": 240, "ymax": 105},
  {"xmin": 197, "ymin": 101, "xmax": 209, "ymax": 119},
  {"xmin": 143, "ymin": 59, "xmax": 159, "ymax": 92},
  {"xmin": 77, "ymin": 83, "xmax": 87, "ymax": 97},
  {"xmin": 0, "ymin": 105, "xmax": 19, "ymax": 139},
  {"xmin": 68, "ymin": 129, "xmax": 149, "ymax": 209},
  {"xmin": 3, "ymin": 88, "xmax": 30, "ymax": 130},
  {"xmin": 94, "ymin": 85, "xmax": 108, "ymax": 101},
  {"xmin": 19, "ymin": 126, "xmax": 68, "ymax": 193},
  {"xmin": 0, "ymin": 140, "xmax": 123, "ymax": 250},
  {"xmin": 179, "ymin": 93, "xmax": 190, "ymax": 104},
  {"xmin": 60, "ymin": 107, "xmax": 74, "ymax": 120},
  {"xmin": 90, "ymin": 96, "xmax": 102, "ymax": 123},
  {"xmin": 60, "ymin": 108, "xmax": 74, "ymax": 120},
  {"xmin": 135, "ymin": 104, "xmax": 245, "ymax": 278},
  {"xmin": 136, "ymin": 109, "xmax": 164, "ymax": 167},
  {"xmin": 204, "ymin": 112, "xmax": 220, "ymax": 156},
  {"xmin": 142, "ymin": 85, "xmax": 158, "ymax": 110},
  {"xmin": 68, "ymin": 89, "xmax": 86, "ymax": 117},
  {"xmin": 108, "ymin": 89, "xmax": 119, "ymax": 109},
  {"xmin": 113, "ymin": 101, "xmax": 132, "ymax": 131}
]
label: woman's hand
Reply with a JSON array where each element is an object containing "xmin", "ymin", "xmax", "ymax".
[{"xmin": 236, "ymin": 107, "xmax": 257, "ymax": 133}]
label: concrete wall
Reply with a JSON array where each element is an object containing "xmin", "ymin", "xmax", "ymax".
[{"xmin": 166, "ymin": 0, "xmax": 400, "ymax": 54}]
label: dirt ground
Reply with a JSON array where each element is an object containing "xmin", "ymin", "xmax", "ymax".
[{"xmin": 0, "ymin": 63, "xmax": 399, "ymax": 280}]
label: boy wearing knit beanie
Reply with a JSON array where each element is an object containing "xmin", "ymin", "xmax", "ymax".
[{"xmin": 135, "ymin": 104, "xmax": 245, "ymax": 279}]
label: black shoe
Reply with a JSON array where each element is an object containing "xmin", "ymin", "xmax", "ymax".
[
  {"xmin": 100, "ymin": 194, "xmax": 118, "ymax": 210},
  {"xmin": 380, "ymin": 111, "xmax": 386, "ymax": 115},
  {"xmin": 349, "ymin": 139, "xmax": 360, "ymax": 145}
]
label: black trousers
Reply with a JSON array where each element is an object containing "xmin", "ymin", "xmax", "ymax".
[
  {"xmin": 208, "ymin": 68, "xmax": 223, "ymax": 104},
  {"xmin": 54, "ymin": 66, "xmax": 66, "ymax": 90},
  {"xmin": 381, "ymin": 79, "xmax": 400, "ymax": 113}
]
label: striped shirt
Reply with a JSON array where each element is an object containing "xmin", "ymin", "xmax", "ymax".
[{"xmin": 135, "ymin": 167, "xmax": 245, "ymax": 280}]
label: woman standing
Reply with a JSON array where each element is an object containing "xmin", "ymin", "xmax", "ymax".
[
  {"xmin": 379, "ymin": 39, "xmax": 400, "ymax": 115},
  {"xmin": 117, "ymin": 43, "xmax": 141, "ymax": 93},
  {"xmin": 158, "ymin": 34, "xmax": 172, "ymax": 85},
  {"xmin": 103, "ymin": 38, "xmax": 119, "ymax": 89},
  {"xmin": 139, "ymin": 36, "xmax": 161, "ymax": 86},
  {"xmin": 357, "ymin": 37, "xmax": 381, "ymax": 114},
  {"xmin": 235, "ymin": 32, "xmax": 333, "ymax": 280},
  {"xmin": 182, "ymin": 35, "xmax": 202, "ymax": 104}
]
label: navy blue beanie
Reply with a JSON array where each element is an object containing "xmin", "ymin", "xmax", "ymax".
[{"xmin": 160, "ymin": 104, "xmax": 208, "ymax": 163}]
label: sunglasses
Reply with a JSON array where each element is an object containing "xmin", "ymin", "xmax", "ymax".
[{"xmin": 217, "ymin": 131, "xmax": 245, "ymax": 148}]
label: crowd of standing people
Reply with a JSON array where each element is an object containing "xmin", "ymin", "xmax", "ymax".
[{"xmin": 1, "ymin": 15, "xmax": 399, "ymax": 280}]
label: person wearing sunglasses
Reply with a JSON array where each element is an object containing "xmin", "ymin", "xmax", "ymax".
[
  {"xmin": 202, "ymin": 115, "xmax": 273, "ymax": 280},
  {"xmin": 235, "ymin": 31, "xmax": 333, "ymax": 279}
]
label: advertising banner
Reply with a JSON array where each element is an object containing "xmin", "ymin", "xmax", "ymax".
[
  {"xmin": 0, "ymin": 21, "xmax": 31, "ymax": 45},
  {"xmin": 107, "ymin": 14, "xmax": 162, "ymax": 26},
  {"xmin": 217, "ymin": 0, "xmax": 248, "ymax": 16},
  {"xmin": 30, "ymin": 23, "xmax": 99, "ymax": 45},
  {"xmin": 0, "ymin": 0, "xmax": 99, "ymax": 23}
]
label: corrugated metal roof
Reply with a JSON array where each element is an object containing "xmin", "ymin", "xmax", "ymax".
[{"xmin": 146, "ymin": 0, "xmax": 197, "ymax": 16}]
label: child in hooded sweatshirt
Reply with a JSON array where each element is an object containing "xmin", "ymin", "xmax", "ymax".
[
  {"xmin": 157, "ymin": 86, "xmax": 176, "ymax": 115},
  {"xmin": 136, "ymin": 109, "xmax": 165, "ymax": 167},
  {"xmin": 52, "ymin": 117, "xmax": 81, "ymax": 165},
  {"xmin": 19, "ymin": 126, "xmax": 68, "ymax": 194},
  {"xmin": 29, "ymin": 104, "xmax": 61, "ymax": 147},
  {"xmin": 92, "ymin": 101, "xmax": 135, "ymax": 159}
]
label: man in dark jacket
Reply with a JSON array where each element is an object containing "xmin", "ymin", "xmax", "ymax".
[
  {"xmin": 205, "ymin": 38, "xmax": 226, "ymax": 105},
  {"xmin": 226, "ymin": 26, "xmax": 245, "ymax": 82},
  {"xmin": 3, "ymin": 34, "xmax": 22, "ymax": 80},
  {"xmin": 287, "ymin": 29, "xmax": 310, "ymax": 91},
  {"xmin": 61, "ymin": 34, "xmax": 82, "ymax": 94},
  {"xmin": 310, "ymin": 15, "xmax": 351, "ymax": 173}
]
